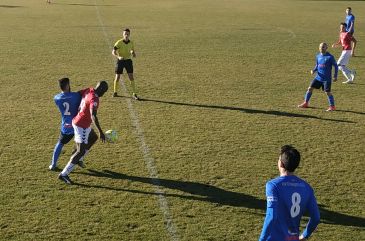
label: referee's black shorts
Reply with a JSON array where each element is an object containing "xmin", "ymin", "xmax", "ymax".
[{"xmin": 115, "ymin": 59, "xmax": 133, "ymax": 74}]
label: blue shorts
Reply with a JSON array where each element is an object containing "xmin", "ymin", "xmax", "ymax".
[{"xmin": 310, "ymin": 79, "xmax": 331, "ymax": 92}]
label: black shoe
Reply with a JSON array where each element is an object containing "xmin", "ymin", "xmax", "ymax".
[
  {"xmin": 58, "ymin": 174, "xmax": 73, "ymax": 185},
  {"xmin": 78, "ymin": 160, "xmax": 86, "ymax": 168},
  {"xmin": 132, "ymin": 93, "xmax": 140, "ymax": 100},
  {"xmin": 113, "ymin": 92, "xmax": 118, "ymax": 97}
]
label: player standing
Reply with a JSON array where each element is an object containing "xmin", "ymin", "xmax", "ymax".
[
  {"xmin": 344, "ymin": 7, "xmax": 357, "ymax": 57},
  {"xmin": 332, "ymin": 23, "xmax": 356, "ymax": 84},
  {"xmin": 298, "ymin": 43, "xmax": 338, "ymax": 111},
  {"xmin": 259, "ymin": 145, "xmax": 320, "ymax": 241},
  {"xmin": 112, "ymin": 28, "xmax": 139, "ymax": 100},
  {"xmin": 50, "ymin": 78, "xmax": 81, "ymax": 170},
  {"xmin": 58, "ymin": 81, "xmax": 108, "ymax": 184}
]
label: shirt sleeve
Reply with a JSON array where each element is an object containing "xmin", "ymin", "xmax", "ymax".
[
  {"xmin": 331, "ymin": 56, "xmax": 338, "ymax": 78},
  {"xmin": 259, "ymin": 182, "xmax": 278, "ymax": 241},
  {"xmin": 313, "ymin": 57, "xmax": 318, "ymax": 73},
  {"xmin": 301, "ymin": 188, "xmax": 320, "ymax": 239}
]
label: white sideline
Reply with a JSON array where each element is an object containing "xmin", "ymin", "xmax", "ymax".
[{"xmin": 94, "ymin": 2, "xmax": 180, "ymax": 241}]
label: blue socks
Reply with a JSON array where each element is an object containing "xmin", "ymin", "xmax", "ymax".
[
  {"xmin": 51, "ymin": 141, "xmax": 63, "ymax": 168},
  {"xmin": 328, "ymin": 95, "xmax": 335, "ymax": 106},
  {"xmin": 304, "ymin": 91, "xmax": 312, "ymax": 103}
]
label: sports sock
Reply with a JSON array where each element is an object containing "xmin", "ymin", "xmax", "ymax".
[
  {"xmin": 114, "ymin": 78, "xmax": 118, "ymax": 93},
  {"xmin": 328, "ymin": 95, "xmax": 335, "ymax": 106},
  {"xmin": 51, "ymin": 141, "xmax": 63, "ymax": 167},
  {"xmin": 304, "ymin": 91, "xmax": 312, "ymax": 103},
  {"xmin": 339, "ymin": 65, "xmax": 352, "ymax": 81},
  {"xmin": 61, "ymin": 162, "xmax": 76, "ymax": 176},
  {"xmin": 79, "ymin": 149, "xmax": 89, "ymax": 162},
  {"xmin": 130, "ymin": 80, "xmax": 136, "ymax": 94}
]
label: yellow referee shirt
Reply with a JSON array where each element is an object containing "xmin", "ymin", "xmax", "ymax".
[{"xmin": 114, "ymin": 39, "xmax": 135, "ymax": 60}]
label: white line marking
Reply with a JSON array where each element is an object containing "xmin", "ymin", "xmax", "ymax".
[{"xmin": 94, "ymin": 2, "xmax": 179, "ymax": 240}]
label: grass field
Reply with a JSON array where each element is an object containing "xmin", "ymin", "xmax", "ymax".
[{"xmin": 1, "ymin": 0, "xmax": 364, "ymax": 240}]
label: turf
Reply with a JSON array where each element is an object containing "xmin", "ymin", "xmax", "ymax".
[{"xmin": 0, "ymin": 0, "xmax": 364, "ymax": 240}]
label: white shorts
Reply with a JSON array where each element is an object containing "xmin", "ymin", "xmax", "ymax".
[
  {"xmin": 337, "ymin": 50, "xmax": 351, "ymax": 66},
  {"xmin": 73, "ymin": 123, "xmax": 91, "ymax": 144}
]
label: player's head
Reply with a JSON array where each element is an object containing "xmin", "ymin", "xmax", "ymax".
[
  {"xmin": 123, "ymin": 28, "xmax": 131, "ymax": 40},
  {"xmin": 95, "ymin": 80, "xmax": 108, "ymax": 97},
  {"xmin": 346, "ymin": 7, "xmax": 352, "ymax": 15},
  {"xmin": 340, "ymin": 22, "xmax": 347, "ymax": 32},
  {"xmin": 58, "ymin": 77, "xmax": 70, "ymax": 92},
  {"xmin": 278, "ymin": 145, "xmax": 301, "ymax": 173},
  {"xmin": 318, "ymin": 42, "xmax": 328, "ymax": 54}
]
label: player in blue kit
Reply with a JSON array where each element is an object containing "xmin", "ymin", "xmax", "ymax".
[
  {"xmin": 259, "ymin": 145, "xmax": 320, "ymax": 241},
  {"xmin": 298, "ymin": 42, "xmax": 338, "ymax": 111},
  {"xmin": 49, "ymin": 78, "xmax": 82, "ymax": 170},
  {"xmin": 345, "ymin": 7, "xmax": 357, "ymax": 56}
]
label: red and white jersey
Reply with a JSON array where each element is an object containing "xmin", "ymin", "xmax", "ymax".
[
  {"xmin": 73, "ymin": 88, "xmax": 99, "ymax": 128},
  {"xmin": 340, "ymin": 32, "xmax": 353, "ymax": 50}
]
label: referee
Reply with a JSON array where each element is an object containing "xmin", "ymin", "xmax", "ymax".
[{"xmin": 112, "ymin": 28, "xmax": 139, "ymax": 100}]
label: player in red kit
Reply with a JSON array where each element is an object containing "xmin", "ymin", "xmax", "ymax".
[
  {"xmin": 59, "ymin": 81, "xmax": 108, "ymax": 184},
  {"xmin": 332, "ymin": 22, "xmax": 356, "ymax": 84}
]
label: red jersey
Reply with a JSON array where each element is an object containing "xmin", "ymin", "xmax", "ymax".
[
  {"xmin": 340, "ymin": 32, "xmax": 353, "ymax": 50},
  {"xmin": 73, "ymin": 88, "xmax": 99, "ymax": 128}
]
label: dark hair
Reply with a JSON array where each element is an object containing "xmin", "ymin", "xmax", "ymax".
[
  {"xmin": 346, "ymin": 7, "xmax": 351, "ymax": 11},
  {"xmin": 341, "ymin": 22, "xmax": 347, "ymax": 27},
  {"xmin": 58, "ymin": 77, "xmax": 69, "ymax": 91},
  {"xmin": 123, "ymin": 28, "xmax": 130, "ymax": 33},
  {"xmin": 96, "ymin": 80, "xmax": 108, "ymax": 93},
  {"xmin": 280, "ymin": 145, "xmax": 300, "ymax": 172}
]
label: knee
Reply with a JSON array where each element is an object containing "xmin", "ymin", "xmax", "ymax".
[
  {"xmin": 307, "ymin": 87, "xmax": 313, "ymax": 92},
  {"xmin": 326, "ymin": 92, "xmax": 332, "ymax": 96}
]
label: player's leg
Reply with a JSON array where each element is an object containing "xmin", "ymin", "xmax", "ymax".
[
  {"xmin": 49, "ymin": 133, "xmax": 73, "ymax": 170},
  {"xmin": 113, "ymin": 74, "xmax": 121, "ymax": 97},
  {"xmin": 298, "ymin": 80, "xmax": 317, "ymax": 108},
  {"xmin": 351, "ymin": 36, "xmax": 357, "ymax": 57},
  {"xmin": 337, "ymin": 51, "xmax": 354, "ymax": 83},
  {"xmin": 126, "ymin": 59, "xmax": 139, "ymax": 100},
  {"xmin": 114, "ymin": 59, "xmax": 124, "ymax": 97},
  {"xmin": 324, "ymin": 81, "xmax": 335, "ymax": 111},
  {"xmin": 78, "ymin": 129, "xmax": 99, "ymax": 168}
]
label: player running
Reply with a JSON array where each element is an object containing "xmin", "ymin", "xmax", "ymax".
[
  {"xmin": 344, "ymin": 7, "xmax": 357, "ymax": 57},
  {"xmin": 259, "ymin": 145, "xmax": 320, "ymax": 241},
  {"xmin": 58, "ymin": 81, "xmax": 108, "ymax": 184},
  {"xmin": 332, "ymin": 22, "xmax": 356, "ymax": 84},
  {"xmin": 112, "ymin": 28, "xmax": 139, "ymax": 100},
  {"xmin": 298, "ymin": 43, "xmax": 338, "ymax": 111}
]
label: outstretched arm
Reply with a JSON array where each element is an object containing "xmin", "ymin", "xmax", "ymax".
[{"xmin": 91, "ymin": 109, "xmax": 105, "ymax": 142}]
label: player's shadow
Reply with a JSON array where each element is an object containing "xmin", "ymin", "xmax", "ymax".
[
  {"xmin": 0, "ymin": 5, "xmax": 23, "ymax": 8},
  {"xmin": 75, "ymin": 169, "xmax": 365, "ymax": 228},
  {"xmin": 139, "ymin": 98, "xmax": 355, "ymax": 123},
  {"xmin": 53, "ymin": 3, "xmax": 116, "ymax": 7}
]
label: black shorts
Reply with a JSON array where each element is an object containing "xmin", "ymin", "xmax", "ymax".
[
  {"xmin": 310, "ymin": 79, "xmax": 331, "ymax": 92},
  {"xmin": 115, "ymin": 59, "xmax": 133, "ymax": 74},
  {"xmin": 59, "ymin": 132, "xmax": 74, "ymax": 145}
]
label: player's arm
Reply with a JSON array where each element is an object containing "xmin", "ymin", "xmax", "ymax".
[
  {"xmin": 131, "ymin": 42, "xmax": 136, "ymax": 57},
  {"xmin": 331, "ymin": 38, "xmax": 341, "ymax": 48},
  {"xmin": 300, "ymin": 190, "xmax": 320, "ymax": 240},
  {"xmin": 331, "ymin": 56, "xmax": 338, "ymax": 82},
  {"xmin": 91, "ymin": 109, "xmax": 105, "ymax": 142},
  {"xmin": 259, "ymin": 182, "xmax": 278, "ymax": 241},
  {"xmin": 311, "ymin": 60, "xmax": 318, "ymax": 75},
  {"xmin": 112, "ymin": 43, "xmax": 123, "ymax": 60}
]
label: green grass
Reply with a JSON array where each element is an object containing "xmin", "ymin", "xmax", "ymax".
[{"xmin": 1, "ymin": 0, "xmax": 364, "ymax": 240}]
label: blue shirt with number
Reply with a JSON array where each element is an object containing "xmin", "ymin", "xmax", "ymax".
[
  {"xmin": 259, "ymin": 175, "xmax": 320, "ymax": 241},
  {"xmin": 312, "ymin": 52, "xmax": 338, "ymax": 82},
  {"xmin": 54, "ymin": 92, "xmax": 81, "ymax": 135}
]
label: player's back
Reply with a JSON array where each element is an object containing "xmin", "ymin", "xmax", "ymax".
[
  {"xmin": 54, "ymin": 92, "xmax": 81, "ymax": 134},
  {"xmin": 269, "ymin": 175, "xmax": 315, "ymax": 239},
  {"xmin": 73, "ymin": 88, "xmax": 99, "ymax": 128}
]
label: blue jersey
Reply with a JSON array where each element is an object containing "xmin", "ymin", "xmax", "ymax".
[
  {"xmin": 312, "ymin": 52, "xmax": 338, "ymax": 82},
  {"xmin": 259, "ymin": 175, "xmax": 320, "ymax": 241},
  {"xmin": 345, "ymin": 14, "xmax": 355, "ymax": 33},
  {"xmin": 54, "ymin": 92, "xmax": 81, "ymax": 135}
]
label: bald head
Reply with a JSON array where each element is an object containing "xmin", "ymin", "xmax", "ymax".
[{"xmin": 319, "ymin": 42, "xmax": 328, "ymax": 54}]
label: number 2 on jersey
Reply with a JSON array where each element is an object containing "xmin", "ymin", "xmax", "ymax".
[{"xmin": 63, "ymin": 102, "xmax": 71, "ymax": 115}]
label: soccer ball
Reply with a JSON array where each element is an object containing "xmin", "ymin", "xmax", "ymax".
[{"xmin": 105, "ymin": 130, "xmax": 118, "ymax": 143}]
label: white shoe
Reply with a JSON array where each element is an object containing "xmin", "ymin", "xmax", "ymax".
[
  {"xmin": 342, "ymin": 80, "xmax": 353, "ymax": 84},
  {"xmin": 350, "ymin": 70, "xmax": 356, "ymax": 82}
]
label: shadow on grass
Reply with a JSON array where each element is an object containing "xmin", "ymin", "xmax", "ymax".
[
  {"xmin": 138, "ymin": 98, "xmax": 355, "ymax": 123},
  {"xmin": 53, "ymin": 3, "xmax": 116, "ymax": 7},
  {"xmin": 0, "ymin": 5, "xmax": 23, "ymax": 8},
  {"xmin": 75, "ymin": 169, "xmax": 365, "ymax": 228}
]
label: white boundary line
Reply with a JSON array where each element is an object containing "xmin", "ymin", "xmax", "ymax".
[{"xmin": 94, "ymin": 2, "xmax": 179, "ymax": 241}]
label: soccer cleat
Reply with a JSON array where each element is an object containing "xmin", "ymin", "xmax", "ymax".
[
  {"xmin": 132, "ymin": 93, "xmax": 140, "ymax": 100},
  {"xmin": 350, "ymin": 70, "xmax": 356, "ymax": 82},
  {"xmin": 77, "ymin": 160, "xmax": 86, "ymax": 168},
  {"xmin": 58, "ymin": 174, "xmax": 73, "ymax": 185},
  {"xmin": 342, "ymin": 80, "xmax": 353, "ymax": 84},
  {"xmin": 112, "ymin": 92, "xmax": 118, "ymax": 97},
  {"xmin": 49, "ymin": 164, "xmax": 56, "ymax": 171},
  {"xmin": 297, "ymin": 102, "xmax": 309, "ymax": 108},
  {"xmin": 326, "ymin": 106, "xmax": 336, "ymax": 112}
]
